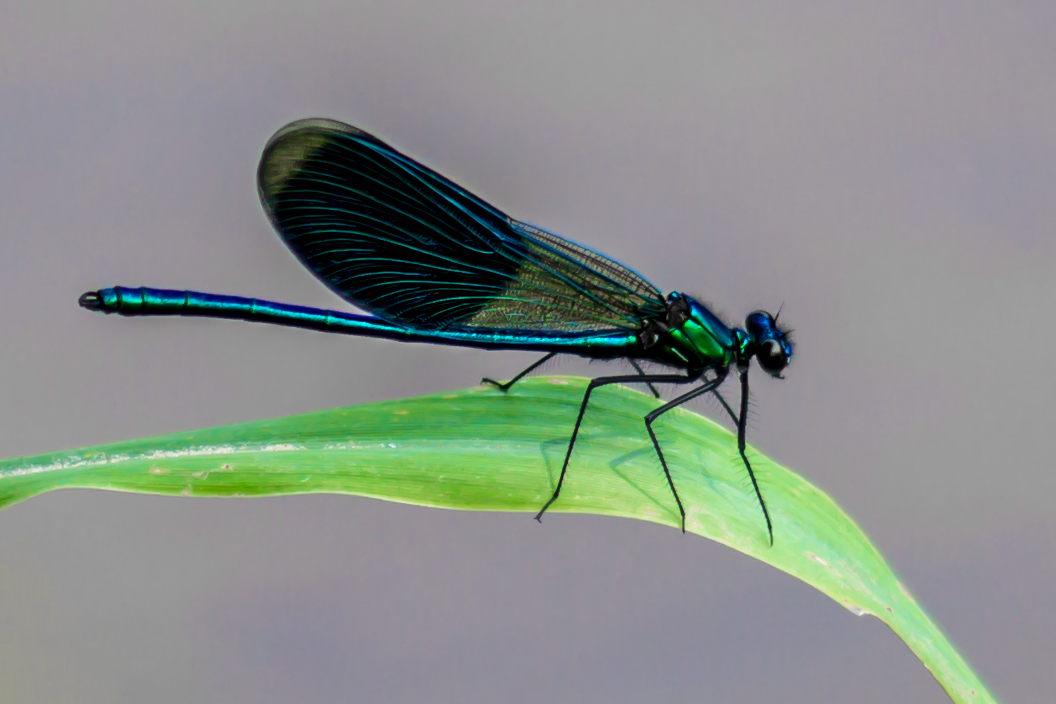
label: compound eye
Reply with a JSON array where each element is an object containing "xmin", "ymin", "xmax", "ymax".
[{"xmin": 756, "ymin": 339, "xmax": 788, "ymax": 374}]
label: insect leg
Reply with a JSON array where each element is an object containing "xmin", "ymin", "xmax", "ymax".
[
  {"xmin": 629, "ymin": 359, "xmax": 661, "ymax": 398},
  {"xmin": 736, "ymin": 367, "xmax": 774, "ymax": 546},
  {"xmin": 643, "ymin": 371, "xmax": 727, "ymax": 533},
  {"xmin": 481, "ymin": 352, "xmax": 558, "ymax": 392},
  {"xmin": 711, "ymin": 389, "xmax": 739, "ymax": 425},
  {"xmin": 535, "ymin": 372, "xmax": 698, "ymax": 523}
]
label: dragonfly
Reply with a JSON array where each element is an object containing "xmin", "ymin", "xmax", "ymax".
[{"xmin": 79, "ymin": 118, "xmax": 793, "ymax": 543}]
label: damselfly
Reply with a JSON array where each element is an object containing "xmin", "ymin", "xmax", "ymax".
[{"xmin": 80, "ymin": 119, "xmax": 793, "ymax": 542}]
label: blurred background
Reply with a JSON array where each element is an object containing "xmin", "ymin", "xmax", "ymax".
[{"xmin": 1, "ymin": 2, "xmax": 1053, "ymax": 702}]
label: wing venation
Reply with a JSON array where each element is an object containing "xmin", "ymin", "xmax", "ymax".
[{"xmin": 257, "ymin": 118, "xmax": 666, "ymax": 333}]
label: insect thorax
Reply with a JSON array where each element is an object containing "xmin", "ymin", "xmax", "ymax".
[{"xmin": 637, "ymin": 292, "xmax": 736, "ymax": 372}]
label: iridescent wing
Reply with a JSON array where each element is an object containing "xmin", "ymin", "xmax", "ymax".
[{"xmin": 258, "ymin": 119, "xmax": 666, "ymax": 333}]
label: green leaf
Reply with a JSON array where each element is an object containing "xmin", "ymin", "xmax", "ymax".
[{"xmin": 0, "ymin": 377, "xmax": 993, "ymax": 703}]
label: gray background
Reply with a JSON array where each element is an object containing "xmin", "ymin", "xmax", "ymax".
[{"xmin": 1, "ymin": 2, "xmax": 1053, "ymax": 702}]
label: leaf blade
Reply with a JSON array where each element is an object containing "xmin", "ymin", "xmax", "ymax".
[{"xmin": 0, "ymin": 376, "xmax": 995, "ymax": 703}]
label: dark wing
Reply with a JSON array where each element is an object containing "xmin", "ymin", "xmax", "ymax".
[{"xmin": 257, "ymin": 119, "xmax": 665, "ymax": 333}]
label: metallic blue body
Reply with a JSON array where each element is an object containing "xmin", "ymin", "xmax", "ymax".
[{"xmin": 93, "ymin": 286, "xmax": 638, "ymax": 355}]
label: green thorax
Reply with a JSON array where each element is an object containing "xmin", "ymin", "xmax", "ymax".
[{"xmin": 645, "ymin": 293, "xmax": 739, "ymax": 372}]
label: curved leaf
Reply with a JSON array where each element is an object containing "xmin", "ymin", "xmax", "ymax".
[{"xmin": 0, "ymin": 377, "xmax": 993, "ymax": 703}]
